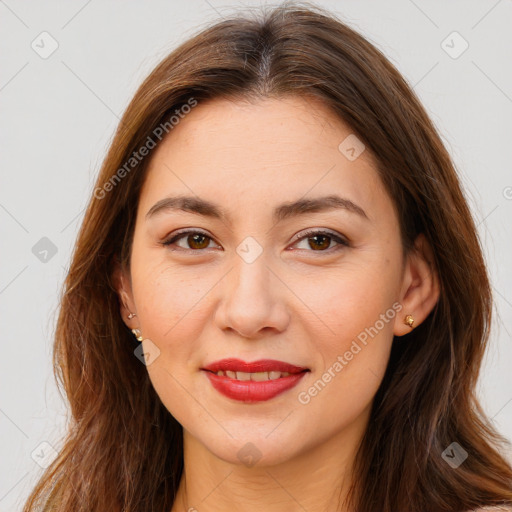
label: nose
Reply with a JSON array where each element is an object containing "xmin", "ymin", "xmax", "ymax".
[{"xmin": 214, "ymin": 254, "xmax": 290, "ymax": 339}]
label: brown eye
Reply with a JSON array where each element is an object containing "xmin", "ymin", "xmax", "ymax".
[
  {"xmin": 162, "ymin": 230, "xmax": 216, "ymax": 251},
  {"xmin": 307, "ymin": 233, "xmax": 331, "ymax": 251},
  {"xmin": 293, "ymin": 229, "xmax": 349, "ymax": 253},
  {"xmin": 185, "ymin": 233, "xmax": 211, "ymax": 249}
]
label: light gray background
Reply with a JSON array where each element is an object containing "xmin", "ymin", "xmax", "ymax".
[{"xmin": 1, "ymin": 1, "xmax": 511, "ymax": 510}]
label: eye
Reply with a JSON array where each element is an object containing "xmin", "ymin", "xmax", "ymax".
[
  {"xmin": 162, "ymin": 229, "xmax": 219, "ymax": 251},
  {"xmin": 161, "ymin": 228, "xmax": 349, "ymax": 254},
  {"xmin": 291, "ymin": 229, "xmax": 349, "ymax": 253}
]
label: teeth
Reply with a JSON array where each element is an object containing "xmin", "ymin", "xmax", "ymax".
[
  {"xmin": 215, "ymin": 370, "xmax": 292, "ymax": 380},
  {"xmin": 251, "ymin": 371, "xmax": 269, "ymax": 381}
]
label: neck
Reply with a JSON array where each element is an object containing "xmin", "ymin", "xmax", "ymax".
[{"xmin": 171, "ymin": 405, "xmax": 370, "ymax": 512}]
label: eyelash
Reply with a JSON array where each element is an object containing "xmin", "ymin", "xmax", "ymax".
[{"xmin": 161, "ymin": 228, "xmax": 349, "ymax": 255}]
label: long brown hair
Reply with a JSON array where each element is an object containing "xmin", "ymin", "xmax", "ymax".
[{"xmin": 23, "ymin": 2, "xmax": 512, "ymax": 510}]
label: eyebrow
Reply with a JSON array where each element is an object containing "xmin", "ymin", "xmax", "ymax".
[{"xmin": 145, "ymin": 194, "xmax": 369, "ymax": 223}]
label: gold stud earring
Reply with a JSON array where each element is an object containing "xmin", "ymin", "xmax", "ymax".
[
  {"xmin": 131, "ymin": 328, "xmax": 143, "ymax": 342},
  {"xmin": 404, "ymin": 315, "xmax": 415, "ymax": 328}
]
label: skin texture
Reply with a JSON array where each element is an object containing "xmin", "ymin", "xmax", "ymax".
[{"xmin": 114, "ymin": 95, "xmax": 439, "ymax": 512}]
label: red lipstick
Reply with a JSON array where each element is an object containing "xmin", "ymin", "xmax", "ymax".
[{"xmin": 201, "ymin": 358, "xmax": 309, "ymax": 403}]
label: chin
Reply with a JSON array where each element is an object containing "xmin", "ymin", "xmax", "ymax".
[{"xmin": 198, "ymin": 429, "xmax": 302, "ymax": 468}]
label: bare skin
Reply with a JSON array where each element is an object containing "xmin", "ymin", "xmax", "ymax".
[{"xmin": 114, "ymin": 95, "xmax": 439, "ymax": 512}]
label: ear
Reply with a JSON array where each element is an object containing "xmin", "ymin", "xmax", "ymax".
[
  {"xmin": 112, "ymin": 255, "xmax": 138, "ymax": 330},
  {"xmin": 393, "ymin": 233, "xmax": 440, "ymax": 336}
]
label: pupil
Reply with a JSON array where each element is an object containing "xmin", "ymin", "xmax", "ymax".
[
  {"xmin": 310, "ymin": 235, "xmax": 329, "ymax": 250},
  {"xmin": 189, "ymin": 234, "xmax": 208, "ymax": 249}
]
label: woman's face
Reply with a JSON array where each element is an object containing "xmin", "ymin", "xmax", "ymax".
[{"xmin": 117, "ymin": 95, "xmax": 419, "ymax": 466}]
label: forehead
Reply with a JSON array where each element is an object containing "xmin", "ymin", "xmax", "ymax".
[{"xmin": 139, "ymin": 95, "xmax": 387, "ymax": 221}]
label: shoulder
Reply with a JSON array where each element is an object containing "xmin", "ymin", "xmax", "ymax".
[{"xmin": 470, "ymin": 507, "xmax": 512, "ymax": 512}]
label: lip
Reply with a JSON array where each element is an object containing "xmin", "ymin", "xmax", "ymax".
[
  {"xmin": 201, "ymin": 358, "xmax": 309, "ymax": 403},
  {"xmin": 202, "ymin": 358, "xmax": 308, "ymax": 374}
]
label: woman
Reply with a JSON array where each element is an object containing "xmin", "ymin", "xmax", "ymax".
[{"xmin": 23, "ymin": 2, "xmax": 512, "ymax": 511}]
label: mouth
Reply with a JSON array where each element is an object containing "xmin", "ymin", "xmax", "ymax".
[{"xmin": 201, "ymin": 358, "xmax": 310, "ymax": 403}]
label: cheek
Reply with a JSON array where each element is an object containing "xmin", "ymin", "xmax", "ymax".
[
  {"xmin": 294, "ymin": 275, "xmax": 397, "ymax": 430},
  {"xmin": 131, "ymin": 252, "xmax": 215, "ymax": 345},
  {"xmin": 291, "ymin": 258, "xmax": 400, "ymax": 413},
  {"xmin": 293, "ymin": 260, "xmax": 399, "ymax": 349},
  {"xmin": 130, "ymin": 264, "xmax": 217, "ymax": 426}
]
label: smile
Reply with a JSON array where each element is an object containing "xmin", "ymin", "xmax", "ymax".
[{"xmin": 201, "ymin": 358, "xmax": 310, "ymax": 403}]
